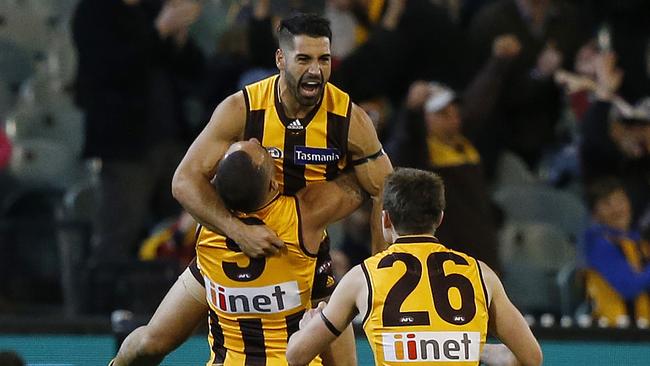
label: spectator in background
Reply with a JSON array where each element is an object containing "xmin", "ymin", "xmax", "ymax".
[
  {"xmin": 72, "ymin": 0, "xmax": 205, "ymax": 264},
  {"xmin": 201, "ymin": 25, "xmax": 250, "ymax": 122},
  {"xmin": 138, "ymin": 211, "xmax": 196, "ymax": 270},
  {"xmin": 386, "ymin": 80, "xmax": 500, "ymax": 272},
  {"xmin": 467, "ymin": 0, "xmax": 590, "ymax": 170},
  {"xmin": 324, "ymin": 0, "xmax": 359, "ymax": 63},
  {"xmin": 201, "ymin": 0, "xmax": 287, "ymax": 121},
  {"xmin": 580, "ymin": 51, "xmax": 650, "ymax": 228},
  {"xmin": 587, "ymin": 0, "xmax": 650, "ymax": 102},
  {"xmin": 582, "ymin": 177, "xmax": 650, "ymax": 326},
  {"xmin": 334, "ymin": 0, "xmax": 465, "ymax": 104},
  {"xmin": 237, "ymin": 0, "xmax": 279, "ymax": 87},
  {"xmin": 462, "ymin": 32, "xmax": 523, "ymax": 176}
]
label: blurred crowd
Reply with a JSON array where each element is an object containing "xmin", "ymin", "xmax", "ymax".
[{"xmin": 1, "ymin": 0, "xmax": 650, "ymax": 326}]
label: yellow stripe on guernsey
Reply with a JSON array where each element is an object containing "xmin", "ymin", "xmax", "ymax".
[
  {"xmin": 196, "ymin": 194, "xmax": 322, "ymax": 366},
  {"xmin": 243, "ymin": 75, "xmax": 351, "ymax": 195},
  {"xmin": 362, "ymin": 236, "xmax": 489, "ymax": 365}
]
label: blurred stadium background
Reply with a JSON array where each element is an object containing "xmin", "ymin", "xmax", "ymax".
[{"xmin": 1, "ymin": 0, "xmax": 649, "ymax": 365}]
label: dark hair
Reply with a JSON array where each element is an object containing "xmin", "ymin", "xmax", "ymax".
[
  {"xmin": 214, "ymin": 151, "xmax": 269, "ymax": 212},
  {"xmin": 382, "ymin": 168, "xmax": 446, "ymax": 235},
  {"xmin": 0, "ymin": 351, "xmax": 25, "ymax": 366},
  {"xmin": 277, "ymin": 13, "xmax": 332, "ymax": 49},
  {"xmin": 584, "ymin": 176, "xmax": 626, "ymax": 211}
]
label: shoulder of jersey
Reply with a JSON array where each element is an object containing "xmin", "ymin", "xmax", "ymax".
[
  {"xmin": 323, "ymin": 82, "xmax": 350, "ymax": 117},
  {"xmin": 245, "ymin": 75, "xmax": 277, "ymax": 110}
]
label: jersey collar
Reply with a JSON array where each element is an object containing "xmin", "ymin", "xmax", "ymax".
[{"xmin": 394, "ymin": 235, "xmax": 440, "ymax": 244}]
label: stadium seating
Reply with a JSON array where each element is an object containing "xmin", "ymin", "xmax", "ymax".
[
  {"xmin": 492, "ymin": 150, "xmax": 538, "ymax": 188},
  {"xmin": 56, "ymin": 161, "xmax": 101, "ymax": 316},
  {"xmin": 493, "ymin": 183, "xmax": 588, "ymax": 242},
  {"xmin": 499, "ymin": 221, "xmax": 577, "ymax": 314},
  {"xmin": 556, "ymin": 261, "xmax": 589, "ymax": 318},
  {"xmin": 494, "ymin": 182, "xmax": 588, "ymax": 314},
  {"xmin": 0, "ymin": 0, "xmax": 56, "ymax": 57},
  {"xmin": 8, "ymin": 138, "xmax": 79, "ymax": 188},
  {"xmin": 6, "ymin": 97, "xmax": 84, "ymax": 156},
  {"xmin": 0, "ymin": 39, "xmax": 34, "ymax": 89},
  {"xmin": 0, "ymin": 77, "xmax": 13, "ymax": 119}
]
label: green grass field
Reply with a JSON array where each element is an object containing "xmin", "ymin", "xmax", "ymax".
[{"xmin": 1, "ymin": 335, "xmax": 649, "ymax": 365}]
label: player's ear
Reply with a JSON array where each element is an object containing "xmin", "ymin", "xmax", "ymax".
[
  {"xmin": 436, "ymin": 211, "xmax": 444, "ymax": 228},
  {"xmin": 270, "ymin": 179, "xmax": 279, "ymax": 192},
  {"xmin": 382, "ymin": 210, "xmax": 392, "ymax": 229},
  {"xmin": 276, "ymin": 49, "xmax": 285, "ymax": 70}
]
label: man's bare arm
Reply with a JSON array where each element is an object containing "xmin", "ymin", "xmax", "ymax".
[
  {"xmin": 172, "ymin": 92, "xmax": 283, "ymax": 257},
  {"xmin": 298, "ymin": 172, "xmax": 368, "ymax": 254},
  {"xmin": 296, "ymin": 173, "xmax": 367, "ymax": 365},
  {"xmin": 480, "ymin": 261, "xmax": 543, "ymax": 366},
  {"xmin": 348, "ymin": 103, "xmax": 394, "ymax": 254},
  {"xmin": 287, "ymin": 265, "xmax": 366, "ymax": 366}
]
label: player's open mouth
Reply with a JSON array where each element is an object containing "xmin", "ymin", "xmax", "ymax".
[{"xmin": 300, "ymin": 80, "xmax": 322, "ymax": 98}]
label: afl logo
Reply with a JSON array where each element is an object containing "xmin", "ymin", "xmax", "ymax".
[{"xmin": 266, "ymin": 147, "xmax": 283, "ymax": 159}]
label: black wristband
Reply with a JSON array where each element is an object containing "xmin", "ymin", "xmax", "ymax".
[{"xmin": 320, "ymin": 311, "xmax": 342, "ymax": 337}]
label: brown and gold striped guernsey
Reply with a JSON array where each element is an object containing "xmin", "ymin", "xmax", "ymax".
[
  {"xmin": 243, "ymin": 75, "xmax": 351, "ymax": 195},
  {"xmin": 196, "ymin": 194, "xmax": 322, "ymax": 366},
  {"xmin": 361, "ymin": 236, "xmax": 489, "ymax": 365}
]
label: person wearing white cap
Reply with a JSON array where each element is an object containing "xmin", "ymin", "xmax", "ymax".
[{"xmin": 386, "ymin": 80, "xmax": 501, "ymax": 273}]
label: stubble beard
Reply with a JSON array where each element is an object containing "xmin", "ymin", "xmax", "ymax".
[{"xmin": 285, "ymin": 71, "xmax": 322, "ymax": 107}]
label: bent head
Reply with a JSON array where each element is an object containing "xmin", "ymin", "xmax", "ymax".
[
  {"xmin": 215, "ymin": 139, "xmax": 277, "ymax": 213},
  {"xmin": 382, "ymin": 168, "xmax": 446, "ymax": 241},
  {"xmin": 276, "ymin": 13, "xmax": 332, "ymax": 107}
]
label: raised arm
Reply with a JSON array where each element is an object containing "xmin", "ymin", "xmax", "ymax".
[
  {"xmin": 480, "ymin": 261, "xmax": 543, "ymax": 366},
  {"xmin": 348, "ymin": 103, "xmax": 394, "ymax": 254},
  {"xmin": 172, "ymin": 92, "xmax": 283, "ymax": 257}
]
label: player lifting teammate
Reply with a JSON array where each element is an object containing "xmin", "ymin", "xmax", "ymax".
[{"xmin": 111, "ymin": 13, "xmax": 392, "ymax": 366}]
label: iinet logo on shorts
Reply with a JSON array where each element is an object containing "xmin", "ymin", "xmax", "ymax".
[
  {"xmin": 205, "ymin": 277, "xmax": 301, "ymax": 314},
  {"xmin": 382, "ymin": 332, "xmax": 480, "ymax": 362}
]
